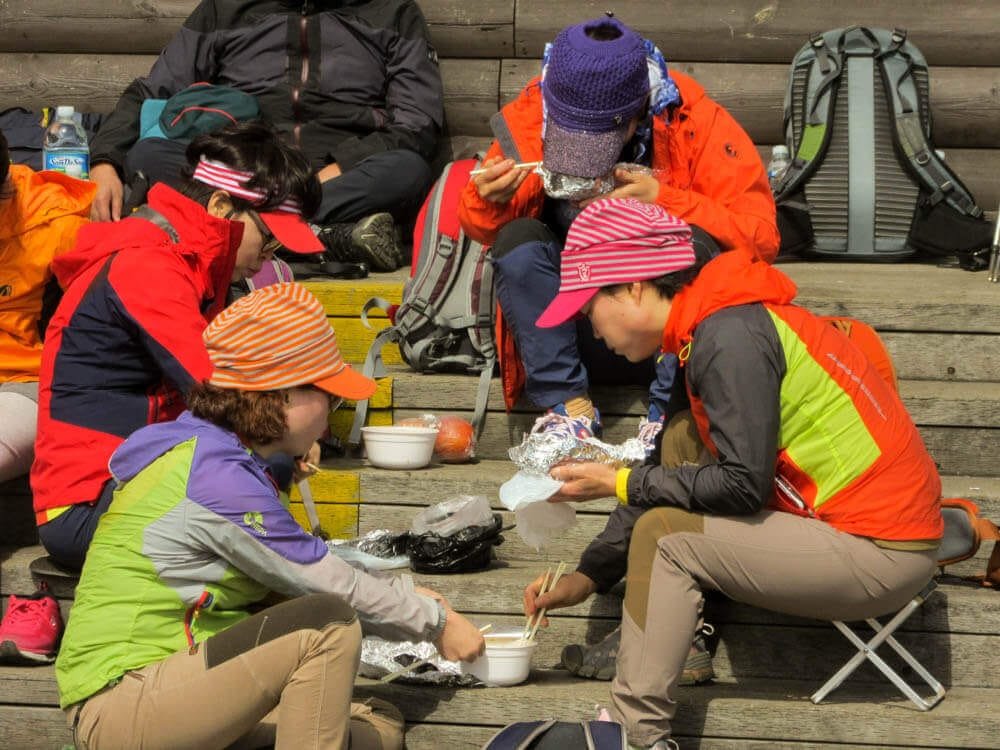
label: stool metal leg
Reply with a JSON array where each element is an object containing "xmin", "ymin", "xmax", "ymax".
[{"xmin": 811, "ymin": 581, "xmax": 945, "ymax": 711}]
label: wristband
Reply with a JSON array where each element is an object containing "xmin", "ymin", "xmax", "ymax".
[{"xmin": 615, "ymin": 468, "xmax": 631, "ymax": 505}]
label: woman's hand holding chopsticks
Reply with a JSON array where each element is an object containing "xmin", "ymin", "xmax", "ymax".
[{"xmin": 522, "ymin": 567, "xmax": 598, "ymax": 630}]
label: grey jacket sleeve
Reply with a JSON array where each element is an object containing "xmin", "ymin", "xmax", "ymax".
[
  {"xmin": 184, "ymin": 494, "xmax": 442, "ymax": 643},
  {"xmin": 331, "ymin": 2, "xmax": 444, "ymax": 168},
  {"xmin": 89, "ymin": 2, "xmax": 220, "ymax": 170},
  {"xmin": 628, "ymin": 306, "xmax": 785, "ymax": 515}
]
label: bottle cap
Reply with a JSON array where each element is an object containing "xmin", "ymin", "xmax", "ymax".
[
  {"xmin": 772, "ymin": 145, "xmax": 790, "ymax": 158},
  {"xmin": 55, "ymin": 105, "xmax": 75, "ymax": 119}
]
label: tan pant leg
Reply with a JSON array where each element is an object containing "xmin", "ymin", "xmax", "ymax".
[
  {"xmin": 348, "ymin": 698, "xmax": 405, "ymax": 750},
  {"xmin": 73, "ymin": 618, "xmax": 362, "ymax": 750},
  {"xmin": 611, "ymin": 510, "xmax": 937, "ymax": 746}
]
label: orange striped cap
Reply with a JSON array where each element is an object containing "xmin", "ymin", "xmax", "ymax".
[{"xmin": 203, "ymin": 283, "xmax": 377, "ymax": 400}]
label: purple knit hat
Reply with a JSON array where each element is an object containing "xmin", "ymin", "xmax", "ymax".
[{"xmin": 542, "ymin": 17, "xmax": 650, "ymax": 179}]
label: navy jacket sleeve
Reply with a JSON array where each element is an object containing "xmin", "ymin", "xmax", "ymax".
[{"xmin": 331, "ymin": 1, "xmax": 444, "ymax": 168}]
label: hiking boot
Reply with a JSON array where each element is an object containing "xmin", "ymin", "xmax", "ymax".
[
  {"xmin": 0, "ymin": 587, "xmax": 63, "ymax": 665},
  {"xmin": 316, "ymin": 212, "xmax": 403, "ymax": 272},
  {"xmin": 531, "ymin": 402, "xmax": 603, "ymax": 440},
  {"xmin": 561, "ymin": 625, "xmax": 715, "ymax": 685}
]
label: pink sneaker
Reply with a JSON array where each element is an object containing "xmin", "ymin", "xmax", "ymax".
[{"xmin": 0, "ymin": 588, "xmax": 63, "ymax": 665}]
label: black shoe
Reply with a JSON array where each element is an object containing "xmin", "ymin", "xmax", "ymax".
[{"xmin": 316, "ymin": 213, "xmax": 403, "ymax": 272}]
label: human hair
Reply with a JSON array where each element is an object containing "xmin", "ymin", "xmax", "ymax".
[
  {"xmin": 0, "ymin": 129, "xmax": 12, "ymax": 201},
  {"xmin": 177, "ymin": 121, "xmax": 322, "ymax": 218},
  {"xmin": 187, "ymin": 382, "xmax": 287, "ymax": 446}
]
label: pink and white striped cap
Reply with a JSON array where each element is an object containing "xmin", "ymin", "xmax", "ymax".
[
  {"xmin": 536, "ymin": 198, "xmax": 695, "ymax": 328},
  {"xmin": 193, "ymin": 157, "xmax": 322, "ymax": 254}
]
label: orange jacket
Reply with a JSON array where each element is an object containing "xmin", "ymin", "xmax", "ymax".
[
  {"xmin": 458, "ymin": 71, "xmax": 779, "ymax": 259},
  {"xmin": 0, "ymin": 166, "xmax": 94, "ymax": 382}
]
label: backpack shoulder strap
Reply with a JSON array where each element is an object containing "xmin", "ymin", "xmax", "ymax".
[
  {"xmin": 347, "ymin": 299, "xmax": 400, "ymax": 447},
  {"xmin": 130, "ymin": 205, "xmax": 180, "ymax": 243},
  {"xmin": 480, "ymin": 720, "xmax": 555, "ymax": 750}
]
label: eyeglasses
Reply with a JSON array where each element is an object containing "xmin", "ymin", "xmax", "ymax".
[{"xmin": 247, "ymin": 209, "xmax": 283, "ymax": 256}]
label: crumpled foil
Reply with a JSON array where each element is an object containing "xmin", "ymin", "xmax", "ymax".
[
  {"xmin": 508, "ymin": 430, "xmax": 647, "ymax": 476},
  {"xmin": 537, "ymin": 166, "xmax": 614, "ymax": 202},
  {"xmin": 359, "ymin": 637, "xmax": 481, "ymax": 686}
]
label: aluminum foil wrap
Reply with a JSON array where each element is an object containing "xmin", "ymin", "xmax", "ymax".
[
  {"xmin": 359, "ymin": 637, "xmax": 480, "ymax": 687},
  {"xmin": 537, "ymin": 166, "xmax": 614, "ymax": 202},
  {"xmin": 508, "ymin": 430, "xmax": 647, "ymax": 476},
  {"xmin": 325, "ymin": 529, "xmax": 409, "ymax": 572}
]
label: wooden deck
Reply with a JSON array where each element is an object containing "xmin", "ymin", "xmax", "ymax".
[{"xmin": 1, "ymin": 1, "xmax": 999, "ymax": 747}]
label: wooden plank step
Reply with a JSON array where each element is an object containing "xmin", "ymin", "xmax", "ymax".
[
  {"xmin": 6, "ymin": 550, "xmax": 996, "ymax": 637},
  {"xmin": 4, "ymin": 670, "xmax": 997, "ymax": 750},
  {"xmin": 354, "ymin": 674, "xmax": 1000, "ymax": 749},
  {"xmin": 388, "ymin": 372, "xmax": 1000, "ymax": 427},
  {"xmin": 515, "ymin": 1, "xmax": 1000, "ymax": 67},
  {"xmin": 501, "ymin": 59, "xmax": 1000, "ymax": 149},
  {"xmin": 0, "ymin": 0, "xmax": 516, "ymax": 58}
]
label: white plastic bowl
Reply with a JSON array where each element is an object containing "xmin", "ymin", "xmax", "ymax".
[
  {"xmin": 461, "ymin": 631, "xmax": 537, "ymax": 686},
  {"xmin": 361, "ymin": 425, "xmax": 438, "ymax": 469}
]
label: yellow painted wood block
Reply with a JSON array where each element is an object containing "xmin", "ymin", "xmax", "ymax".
[
  {"xmin": 288, "ymin": 501, "xmax": 359, "ymax": 539},
  {"xmin": 330, "ymin": 408, "xmax": 392, "ymax": 442},
  {"xmin": 331, "ymin": 317, "xmax": 402, "ymax": 366},
  {"xmin": 289, "ymin": 470, "xmax": 361, "ymax": 503},
  {"xmin": 303, "ymin": 279, "xmax": 405, "ymax": 317}
]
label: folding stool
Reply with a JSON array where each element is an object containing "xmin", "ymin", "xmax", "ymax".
[{"xmin": 811, "ymin": 504, "xmax": 981, "ymax": 710}]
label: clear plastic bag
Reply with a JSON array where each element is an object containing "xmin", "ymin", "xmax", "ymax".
[{"xmin": 410, "ymin": 495, "xmax": 493, "ymax": 537}]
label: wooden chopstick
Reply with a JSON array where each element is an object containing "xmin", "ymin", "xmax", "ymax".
[
  {"xmin": 523, "ymin": 562, "xmax": 567, "ymax": 643},
  {"xmin": 380, "ymin": 624, "xmax": 493, "ymax": 683}
]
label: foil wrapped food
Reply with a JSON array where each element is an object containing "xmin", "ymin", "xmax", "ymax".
[
  {"xmin": 359, "ymin": 637, "xmax": 480, "ymax": 687},
  {"xmin": 508, "ymin": 430, "xmax": 647, "ymax": 476}
]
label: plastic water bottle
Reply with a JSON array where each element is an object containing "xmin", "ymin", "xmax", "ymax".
[
  {"xmin": 43, "ymin": 106, "xmax": 90, "ymax": 179},
  {"xmin": 767, "ymin": 144, "xmax": 791, "ymax": 190}
]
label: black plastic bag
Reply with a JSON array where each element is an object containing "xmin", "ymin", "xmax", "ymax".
[{"xmin": 405, "ymin": 513, "xmax": 504, "ymax": 574}]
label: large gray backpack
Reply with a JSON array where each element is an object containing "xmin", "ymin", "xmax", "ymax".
[
  {"xmin": 349, "ymin": 158, "xmax": 496, "ymax": 447},
  {"xmin": 774, "ymin": 27, "xmax": 992, "ymax": 268}
]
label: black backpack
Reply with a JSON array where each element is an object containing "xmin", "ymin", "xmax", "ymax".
[{"xmin": 773, "ymin": 27, "xmax": 993, "ymax": 269}]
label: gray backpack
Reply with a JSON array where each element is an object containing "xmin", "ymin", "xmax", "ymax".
[
  {"xmin": 774, "ymin": 27, "xmax": 992, "ymax": 268},
  {"xmin": 349, "ymin": 158, "xmax": 496, "ymax": 446}
]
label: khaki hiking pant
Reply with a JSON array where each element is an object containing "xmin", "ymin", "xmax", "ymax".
[
  {"xmin": 608, "ymin": 412, "xmax": 939, "ymax": 746},
  {"xmin": 68, "ymin": 594, "xmax": 403, "ymax": 750}
]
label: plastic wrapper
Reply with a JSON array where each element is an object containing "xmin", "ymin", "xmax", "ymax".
[
  {"xmin": 407, "ymin": 495, "xmax": 503, "ymax": 573},
  {"xmin": 359, "ymin": 636, "xmax": 480, "ymax": 686},
  {"xmin": 537, "ymin": 166, "xmax": 614, "ymax": 202},
  {"xmin": 326, "ymin": 529, "xmax": 409, "ymax": 572}
]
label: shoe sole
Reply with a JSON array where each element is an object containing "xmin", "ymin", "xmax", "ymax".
[
  {"xmin": 0, "ymin": 639, "xmax": 55, "ymax": 665},
  {"xmin": 351, "ymin": 213, "xmax": 403, "ymax": 272}
]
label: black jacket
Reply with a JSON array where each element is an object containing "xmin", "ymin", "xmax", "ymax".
[{"xmin": 90, "ymin": 0, "xmax": 443, "ymax": 173}]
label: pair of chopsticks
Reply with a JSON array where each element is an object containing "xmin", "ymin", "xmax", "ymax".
[
  {"xmin": 380, "ymin": 624, "xmax": 493, "ymax": 683},
  {"xmin": 521, "ymin": 561, "xmax": 567, "ymax": 644},
  {"xmin": 469, "ymin": 161, "xmax": 542, "ymax": 176}
]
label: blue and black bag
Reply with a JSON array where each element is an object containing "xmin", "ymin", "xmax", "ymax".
[{"xmin": 481, "ymin": 719, "xmax": 627, "ymax": 750}]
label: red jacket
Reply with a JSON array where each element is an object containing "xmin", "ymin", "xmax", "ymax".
[
  {"xmin": 458, "ymin": 71, "xmax": 779, "ymax": 258},
  {"xmin": 32, "ymin": 184, "xmax": 240, "ymax": 519}
]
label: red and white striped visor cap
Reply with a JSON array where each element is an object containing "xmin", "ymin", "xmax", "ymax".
[
  {"xmin": 536, "ymin": 198, "xmax": 695, "ymax": 328},
  {"xmin": 203, "ymin": 282, "xmax": 376, "ymax": 400}
]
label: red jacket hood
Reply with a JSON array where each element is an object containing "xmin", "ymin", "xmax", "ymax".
[
  {"xmin": 52, "ymin": 183, "xmax": 241, "ymax": 311},
  {"xmin": 662, "ymin": 251, "xmax": 798, "ymax": 355}
]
